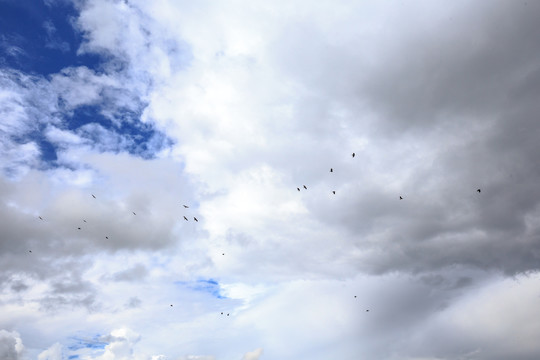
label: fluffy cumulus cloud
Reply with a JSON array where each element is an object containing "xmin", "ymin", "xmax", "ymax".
[{"xmin": 2, "ymin": 0, "xmax": 540, "ymax": 359}]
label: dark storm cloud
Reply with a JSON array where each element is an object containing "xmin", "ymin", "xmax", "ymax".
[{"xmin": 285, "ymin": 1, "xmax": 540, "ymax": 276}]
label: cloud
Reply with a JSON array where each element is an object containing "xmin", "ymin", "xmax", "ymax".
[
  {"xmin": 0, "ymin": 330, "xmax": 24, "ymax": 360},
  {"xmin": 241, "ymin": 348, "xmax": 262, "ymax": 360},
  {"xmin": 38, "ymin": 342, "xmax": 63, "ymax": 360},
  {"xmin": 110, "ymin": 264, "xmax": 148, "ymax": 282},
  {"xmin": 2, "ymin": 1, "xmax": 540, "ymax": 360}
]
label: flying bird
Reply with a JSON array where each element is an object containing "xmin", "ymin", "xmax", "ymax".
[
  {"xmin": 221, "ymin": 312, "xmax": 223, "ymax": 315},
  {"xmin": 297, "ymin": 187, "xmax": 300, "ymax": 191},
  {"xmin": 477, "ymin": 189, "xmax": 481, "ymax": 193},
  {"xmin": 183, "ymin": 205, "xmax": 189, "ymax": 208},
  {"xmin": 227, "ymin": 313, "xmax": 229, "ymax": 316},
  {"xmin": 332, "ymin": 191, "xmax": 336, "ymax": 195},
  {"xmin": 194, "ymin": 217, "xmax": 198, "ymax": 222},
  {"xmin": 400, "ymin": 196, "xmax": 403, "ymax": 200},
  {"xmin": 183, "ymin": 216, "xmax": 188, "ymax": 221},
  {"xmin": 133, "ymin": 212, "xmax": 136, "ymax": 215},
  {"xmin": 92, "ymin": 194, "xmax": 96, "ymax": 199},
  {"xmin": 366, "ymin": 309, "xmax": 370, "ymax": 312},
  {"xmin": 77, "ymin": 227, "xmax": 81, "ymax": 230},
  {"xmin": 330, "ymin": 168, "xmax": 333, "ymax": 172},
  {"xmin": 83, "ymin": 219, "xmax": 87, "ymax": 223},
  {"xmin": 29, "ymin": 250, "xmax": 32, "ymax": 253},
  {"xmin": 105, "ymin": 236, "xmax": 109, "ymax": 239},
  {"xmin": 38, "ymin": 216, "xmax": 43, "ymax": 220},
  {"xmin": 170, "ymin": 304, "xmax": 173, "ymax": 307},
  {"xmin": 352, "ymin": 152, "xmax": 355, "ymax": 158},
  {"xmin": 303, "ymin": 185, "xmax": 307, "ymax": 189},
  {"xmin": 222, "ymin": 253, "xmax": 225, "ymax": 255}
]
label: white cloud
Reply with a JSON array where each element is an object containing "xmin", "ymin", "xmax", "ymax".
[
  {"xmin": 241, "ymin": 348, "xmax": 262, "ymax": 360},
  {"xmin": 38, "ymin": 342, "xmax": 63, "ymax": 360}
]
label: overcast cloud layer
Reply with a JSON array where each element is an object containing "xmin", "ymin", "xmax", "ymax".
[{"xmin": 2, "ymin": 1, "xmax": 540, "ymax": 359}]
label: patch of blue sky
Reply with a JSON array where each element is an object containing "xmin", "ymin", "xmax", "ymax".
[
  {"xmin": 68, "ymin": 355, "xmax": 79, "ymax": 360},
  {"xmin": 175, "ymin": 278, "xmax": 227, "ymax": 299},
  {"xmin": 0, "ymin": 0, "xmax": 103, "ymax": 75},
  {"xmin": 67, "ymin": 334, "xmax": 108, "ymax": 351},
  {"xmin": 1, "ymin": 0, "xmax": 176, "ymax": 169},
  {"xmin": 65, "ymin": 104, "xmax": 173, "ymax": 159}
]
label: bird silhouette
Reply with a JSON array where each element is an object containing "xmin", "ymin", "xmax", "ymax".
[
  {"xmin": 222, "ymin": 253, "xmax": 225, "ymax": 255},
  {"xmin": 227, "ymin": 313, "xmax": 229, "ymax": 316},
  {"xmin": 83, "ymin": 219, "xmax": 87, "ymax": 223},
  {"xmin": 194, "ymin": 217, "xmax": 198, "ymax": 222},
  {"xmin": 133, "ymin": 212, "xmax": 136, "ymax": 215},
  {"xmin": 400, "ymin": 196, "xmax": 403, "ymax": 200},
  {"xmin": 221, "ymin": 312, "xmax": 223, "ymax": 315},
  {"xmin": 354, "ymin": 296, "xmax": 357, "ymax": 298},
  {"xmin": 366, "ymin": 309, "xmax": 370, "ymax": 312},
  {"xmin": 352, "ymin": 153, "xmax": 355, "ymax": 158},
  {"xmin": 477, "ymin": 189, "xmax": 481, "ymax": 193},
  {"xmin": 77, "ymin": 227, "xmax": 81, "ymax": 230},
  {"xmin": 303, "ymin": 185, "xmax": 307, "ymax": 189},
  {"xmin": 332, "ymin": 191, "xmax": 336, "ymax": 194},
  {"xmin": 170, "ymin": 304, "xmax": 173, "ymax": 307},
  {"xmin": 297, "ymin": 187, "xmax": 300, "ymax": 191},
  {"xmin": 183, "ymin": 205, "xmax": 189, "ymax": 208},
  {"xmin": 92, "ymin": 194, "xmax": 96, "ymax": 199},
  {"xmin": 29, "ymin": 250, "xmax": 32, "ymax": 253},
  {"xmin": 330, "ymin": 168, "xmax": 333, "ymax": 172},
  {"xmin": 183, "ymin": 216, "xmax": 188, "ymax": 221},
  {"xmin": 105, "ymin": 236, "xmax": 109, "ymax": 239},
  {"xmin": 38, "ymin": 216, "xmax": 43, "ymax": 220}
]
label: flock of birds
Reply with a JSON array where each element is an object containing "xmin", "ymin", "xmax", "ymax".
[
  {"xmin": 35, "ymin": 192, "xmax": 231, "ymax": 314},
  {"xmin": 34, "ymin": 151, "xmax": 483, "ymax": 316},
  {"xmin": 295, "ymin": 151, "xmax": 482, "ymax": 312}
]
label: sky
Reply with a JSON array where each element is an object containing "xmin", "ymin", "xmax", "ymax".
[{"xmin": 1, "ymin": 0, "xmax": 540, "ymax": 359}]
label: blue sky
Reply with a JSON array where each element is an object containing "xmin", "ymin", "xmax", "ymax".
[
  {"xmin": 1, "ymin": 0, "xmax": 171, "ymax": 171},
  {"xmin": 2, "ymin": 1, "xmax": 540, "ymax": 360}
]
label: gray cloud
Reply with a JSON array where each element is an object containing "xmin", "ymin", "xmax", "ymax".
[
  {"xmin": 0, "ymin": 330, "xmax": 24, "ymax": 360},
  {"xmin": 110, "ymin": 263, "xmax": 148, "ymax": 282}
]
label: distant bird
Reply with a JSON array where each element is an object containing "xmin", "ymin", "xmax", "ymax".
[
  {"xmin": 477, "ymin": 189, "xmax": 481, "ymax": 193},
  {"xmin": 38, "ymin": 216, "xmax": 43, "ymax": 220},
  {"xmin": 352, "ymin": 153, "xmax": 355, "ymax": 158},
  {"xmin": 183, "ymin": 205, "xmax": 189, "ymax": 208},
  {"xmin": 170, "ymin": 304, "xmax": 173, "ymax": 307},
  {"xmin": 194, "ymin": 217, "xmax": 198, "ymax": 222},
  {"xmin": 29, "ymin": 250, "xmax": 32, "ymax": 253},
  {"xmin": 183, "ymin": 216, "xmax": 188, "ymax": 221},
  {"xmin": 297, "ymin": 187, "xmax": 300, "ymax": 191},
  {"xmin": 399, "ymin": 196, "xmax": 403, "ymax": 200},
  {"xmin": 330, "ymin": 168, "xmax": 333, "ymax": 172},
  {"xmin": 105, "ymin": 236, "xmax": 109, "ymax": 239},
  {"xmin": 77, "ymin": 227, "xmax": 81, "ymax": 230},
  {"xmin": 227, "ymin": 313, "xmax": 229, "ymax": 316},
  {"xmin": 221, "ymin": 312, "xmax": 223, "ymax": 315},
  {"xmin": 83, "ymin": 219, "xmax": 87, "ymax": 223},
  {"xmin": 332, "ymin": 191, "xmax": 336, "ymax": 195},
  {"xmin": 354, "ymin": 296, "xmax": 357, "ymax": 298},
  {"xmin": 133, "ymin": 212, "xmax": 136, "ymax": 215},
  {"xmin": 92, "ymin": 194, "xmax": 96, "ymax": 199},
  {"xmin": 222, "ymin": 253, "xmax": 225, "ymax": 255},
  {"xmin": 366, "ymin": 309, "xmax": 369, "ymax": 312},
  {"xmin": 303, "ymin": 185, "xmax": 307, "ymax": 189}
]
